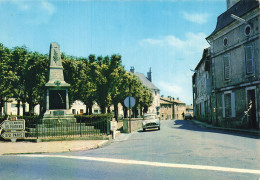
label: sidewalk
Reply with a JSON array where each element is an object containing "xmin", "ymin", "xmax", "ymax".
[
  {"xmin": 191, "ymin": 120, "xmax": 260, "ymax": 137},
  {"xmin": 0, "ymin": 140, "xmax": 109, "ymax": 155},
  {"xmin": 0, "ymin": 130, "xmax": 122, "ymax": 155}
]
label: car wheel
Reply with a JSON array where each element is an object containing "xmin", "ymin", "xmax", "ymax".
[
  {"xmin": 158, "ymin": 127, "xmax": 160, "ymax": 130},
  {"xmin": 143, "ymin": 128, "xmax": 146, "ymax": 132}
]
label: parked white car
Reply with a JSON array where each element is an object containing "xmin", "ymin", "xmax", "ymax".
[{"xmin": 142, "ymin": 113, "xmax": 160, "ymax": 131}]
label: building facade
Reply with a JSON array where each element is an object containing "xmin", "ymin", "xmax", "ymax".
[
  {"xmin": 160, "ymin": 96, "xmax": 188, "ymax": 120},
  {"xmin": 130, "ymin": 67, "xmax": 160, "ymax": 116},
  {"xmin": 193, "ymin": 48, "xmax": 212, "ymax": 122},
  {"xmin": 203, "ymin": 0, "xmax": 260, "ymax": 129}
]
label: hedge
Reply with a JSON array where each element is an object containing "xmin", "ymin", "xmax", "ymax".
[{"xmin": 75, "ymin": 114, "xmax": 112, "ymax": 133}]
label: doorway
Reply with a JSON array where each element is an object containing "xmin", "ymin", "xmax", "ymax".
[{"xmin": 247, "ymin": 89, "xmax": 257, "ymax": 129}]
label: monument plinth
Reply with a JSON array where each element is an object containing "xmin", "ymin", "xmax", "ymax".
[{"xmin": 43, "ymin": 43, "xmax": 75, "ymax": 124}]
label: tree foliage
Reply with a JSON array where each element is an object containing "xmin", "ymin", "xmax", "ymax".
[{"xmin": 0, "ymin": 43, "xmax": 153, "ymax": 118}]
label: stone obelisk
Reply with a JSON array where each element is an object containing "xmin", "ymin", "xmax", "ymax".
[{"xmin": 43, "ymin": 42, "xmax": 75, "ymax": 124}]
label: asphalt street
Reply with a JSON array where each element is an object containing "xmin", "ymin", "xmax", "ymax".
[{"xmin": 1, "ymin": 120, "xmax": 260, "ymax": 180}]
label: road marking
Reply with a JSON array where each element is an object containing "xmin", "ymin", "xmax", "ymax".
[{"xmin": 17, "ymin": 154, "xmax": 260, "ymax": 175}]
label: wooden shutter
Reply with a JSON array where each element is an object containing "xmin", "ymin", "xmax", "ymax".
[
  {"xmin": 245, "ymin": 46, "xmax": 253, "ymax": 74},
  {"xmin": 222, "ymin": 94, "xmax": 225, "ymax": 118},
  {"xmin": 231, "ymin": 92, "xmax": 236, "ymax": 117},
  {"xmin": 223, "ymin": 55, "xmax": 230, "ymax": 80}
]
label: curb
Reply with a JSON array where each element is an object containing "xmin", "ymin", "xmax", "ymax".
[{"xmin": 191, "ymin": 120, "xmax": 260, "ymax": 137}]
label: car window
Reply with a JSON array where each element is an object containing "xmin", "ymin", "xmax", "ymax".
[{"xmin": 143, "ymin": 115, "xmax": 156, "ymax": 120}]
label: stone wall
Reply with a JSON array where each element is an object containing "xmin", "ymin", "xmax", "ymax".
[{"xmin": 123, "ymin": 118, "xmax": 143, "ymax": 133}]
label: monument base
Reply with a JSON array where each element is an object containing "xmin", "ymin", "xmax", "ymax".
[{"xmin": 42, "ymin": 109, "xmax": 76, "ymax": 125}]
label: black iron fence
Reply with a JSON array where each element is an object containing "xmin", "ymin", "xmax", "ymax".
[{"xmin": 0, "ymin": 114, "xmax": 111, "ymax": 140}]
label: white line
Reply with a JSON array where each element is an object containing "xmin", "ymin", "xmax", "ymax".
[{"xmin": 17, "ymin": 154, "xmax": 260, "ymax": 175}]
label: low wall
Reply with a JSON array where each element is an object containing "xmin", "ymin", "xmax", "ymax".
[{"xmin": 123, "ymin": 118, "xmax": 143, "ymax": 133}]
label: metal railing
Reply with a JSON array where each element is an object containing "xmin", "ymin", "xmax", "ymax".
[{"xmin": 25, "ymin": 117, "xmax": 111, "ymax": 139}]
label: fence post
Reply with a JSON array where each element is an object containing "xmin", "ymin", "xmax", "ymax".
[
  {"xmin": 36, "ymin": 116, "xmax": 38, "ymax": 139},
  {"xmin": 107, "ymin": 116, "xmax": 110, "ymax": 135},
  {"xmin": 80, "ymin": 116, "xmax": 82, "ymax": 137}
]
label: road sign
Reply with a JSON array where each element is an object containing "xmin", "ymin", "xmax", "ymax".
[
  {"xmin": 0, "ymin": 120, "xmax": 25, "ymax": 131},
  {"xmin": 124, "ymin": 96, "xmax": 136, "ymax": 108},
  {"xmin": 1, "ymin": 131, "xmax": 25, "ymax": 139}
]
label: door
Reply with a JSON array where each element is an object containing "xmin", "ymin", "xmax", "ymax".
[{"xmin": 247, "ymin": 89, "xmax": 257, "ymax": 129}]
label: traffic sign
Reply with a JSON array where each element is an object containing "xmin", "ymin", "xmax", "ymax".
[
  {"xmin": 124, "ymin": 96, "xmax": 136, "ymax": 108},
  {"xmin": 1, "ymin": 131, "xmax": 25, "ymax": 139},
  {"xmin": 0, "ymin": 120, "xmax": 25, "ymax": 131}
]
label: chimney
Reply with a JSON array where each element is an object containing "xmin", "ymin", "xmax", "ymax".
[
  {"xmin": 226, "ymin": 0, "xmax": 240, "ymax": 9},
  {"xmin": 147, "ymin": 67, "xmax": 152, "ymax": 82},
  {"xmin": 130, "ymin": 66, "xmax": 135, "ymax": 73}
]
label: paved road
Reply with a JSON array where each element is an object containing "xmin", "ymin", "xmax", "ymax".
[{"xmin": 1, "ymin": 120, "xmax": 260, "ymax": 179}]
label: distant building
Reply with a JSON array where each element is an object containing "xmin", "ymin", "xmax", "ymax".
[
  {"xmin": 130, "ymin": 67, "xmax": 160, "ymax": 116},
  {"xmin": 160, "ymin": 96, "xmax": 188, "ymax": 120},
  {"xmin": 186, "ymin": 105, "xmax": 194, "ymax": 117},
  {"xmin": 1, "ymin": 98, "xmax": 40, "ymax": 116}
]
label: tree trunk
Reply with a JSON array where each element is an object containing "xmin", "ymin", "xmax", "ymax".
[
  {"xmin": 29, "ymin": 102, "xmax": 34, "ymax": 115},
  {"xmin": 107, "ymin": 106, "xmax": 111, "ymax": 113},
  {"xmin": 17, "ymin": 100, "xmax": 21, "ymax": 116},
  {"xmin": 123, "ymin": 106, "xmax": 127, "ymax": 118},
  {"xmin": 144, "ymin": 106, "xmax": 148, "ymax": 114},
  {"xmin": 89, "ymin": 106, "xmax": 92, "ymax": 115},
  {"xmin": 101, "ymin": 105, "xmax": 106, "ymax": 114},
  {"xmin": 0, "ymin": 98, "xmax": 3, "ymax": 116},
  {"xmin": 140, "ymin": 106, "xmax": 143, "ymax": 117},
  {"xmin": 114, "ymin": 103, "xmax": 118, "ymax": 121},
  {"xmin": 22, "ymin": 102, "xmax": 26, "ymax": 116}
]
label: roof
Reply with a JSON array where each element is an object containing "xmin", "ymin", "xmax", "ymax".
[
  {"xmin": 207, "ymin": 0, "xmax": 259, "ymax": 39},
  {"xmin": 195, "ymin": 48, "xmax": 210, "ymax": 71},
  {"xmin": 186, "ymin": 105, "xmax": 193, "ymax": 110},
  {"xmin": 160, "ymin": 97, "xmax": 186, "ymax": 105},
  {"xmin": 133, "ymin": 72, "xmax": 159, "ymax": 91}
]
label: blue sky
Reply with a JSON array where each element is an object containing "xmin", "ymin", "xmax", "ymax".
[{"xmin": 0, "ymin": 0, "xmax": 226, "ymax": 105}]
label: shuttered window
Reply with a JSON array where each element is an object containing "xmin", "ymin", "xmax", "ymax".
[
  {"xmin": 245, "ymin": 46, "xmax": 254, "ymax": 74},
  {"xmin": 222, "ymin": 92, "xmax": 236, "ymax": 118},
  {"xmin": 223, "ymin": 55, "xmax": 230, "ymax": 80}
]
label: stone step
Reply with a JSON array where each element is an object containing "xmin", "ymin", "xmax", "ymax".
[
  {"xmin": 42, "ymin": 118, "xmax": 77, "ymax": 124},
  {"xmin": 28, "ymin": 126, "xmax": 96, "ymax": 132},
  {"xmin": 35, "ymin": 123, "xmax": 89, "ymax": 128},
  {"xmin": 27, "ymin": 129, "xmax": 101, "ymax": 137}
]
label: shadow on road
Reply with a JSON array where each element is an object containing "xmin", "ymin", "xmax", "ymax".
[{"xmin": 173, "ymin": 120, "xmax": 260, "ymax": 139}]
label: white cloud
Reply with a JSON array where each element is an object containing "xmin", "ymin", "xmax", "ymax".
[
  {"xmin": 182, "ymin": 12, "xmax": 210, "ymax": 24},
  {"xmin": 139, "ymin": 32, "xmax": 209, "ymax": 104},
  {"xmin": 41, "ymin": 0, "xmax": 55, "ymax": 15},
  {"xmin": 140, "ymin": 32, "xmax": 208, "ymax": 52},
  {"xmin": 158, "ymin": 81, "xmax": 183, "ymax": 95},
  {"xmin": 9, "ymin": 0, "xmax": 55, "ymax": 15}
]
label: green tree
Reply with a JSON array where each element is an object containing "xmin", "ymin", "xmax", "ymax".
[
  {"xmin": 0, "ymin": 44, "xmax": 16, "ymax": 115},
  {"xmin": 23, "ymin": 51, "xmax": 48, "ymax": 115},
  {"xmin": 10, "ymin": 46, "xmax": 29, "ymax": 115}
]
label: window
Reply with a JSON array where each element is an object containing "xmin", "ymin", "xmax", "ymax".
[
  {"xmin": 245, "ymin": 46, "xmax": 254, "ymax": 74},
  {"xmin": 223, "ymin": 37, "xmax": 228, "ymax": 46},
  {"xmin": 222, "ymin": 92, "xmax": 236, "ymax": 118},
  {"xmin": 244, "ymin": 24, "xmax": 252, "ymax": 36},
  {"xmin": 223, "ymin": 55, "xmax": 230, "ymax": 80},
  {"xmin": 80, "ymin": 109, "xmax": 84, "ymax": 115},
  {"xmin": 72, "ymin": 109, "xmax": 76, "ymax": 114},
  {"xmin": 224, "ymin": 93, "xmax": 231, "ymax": 117}
]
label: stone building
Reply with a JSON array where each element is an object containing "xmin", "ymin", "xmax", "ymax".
[
  {"xmin": 192, "ymin": 48, "xmax": 211, "ymax": 122},
  {"xmin": 205, "ymin": 0, "xmax": 260, "ymax": 129},
  {"xmin": 130, "ymin": 67, "xmax": 160, "ymax": 116},
  {"xmin": 160, "ymin": 96, "xmax": 187, "ymax": 120}
]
